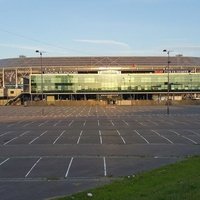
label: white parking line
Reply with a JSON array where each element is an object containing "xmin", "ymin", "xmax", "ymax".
[
  {"xmin": 7, "ymin": 124, "xmax": 14, "ymax": 128},
  {"xmin": 0, "ymin": 158, "xmax": 10, "ymax": 166},
  {"xmin": 65, "ymin": 157, "xmax": 74, "ymax": 178},
  {"xmin": 0, "ymin": 131, "xmax": 11, "ymax": 137},
  {"xmin": 110, "ymin": 120, "xmax": 115, "ymax": 126},
  {"xmin": 134, "ymin": 130, "xmax": 150, "ymax": 144},
  {"xmin": 23, "ymin": 121, "xmax": 34, "ymax": 127},
  {"xmin": 169, "ymin": 130, "xmax": 198, "ymax": 144},
  {"xmin": 20, "ymin": 131, "xmax": 30, "ymax": 137},
  {"xmin": 83, "ymin": 120, "xmax": 86, "ymax": 126},
  {"xmin": 29, "ymin": 130, "xmax": 48, "ymax": 144},
  {"xmin": 68, "ymin": 120, "xmax": 74, "ymax": 127},
  {"xmin": 53, "ymin": 130, "xmax": 66, "ymax": 144},
  {"xmin": 122, "ymin": 120, "xmax": 129, "ymax": 126},
  {"xmin": 7, "ymin": 123, "xmax": 17, "ymax": 128},
  {"xmin": 77, "ymin": 130, "xmax": 83, "ymax": 144},
  {"xmin": 188, "ymin": 130, "xmax": 200, "ymax": 137},
  {"xmin": 53, "ymin": 120, "xmax": 62, "ymax": 127},
  {"xmin": 3, "ymin": 131, "xmax": 29, "ymax": 145},
  {"xmin": 139, "ymin": 122, "xmax": 146, "ymax": 126},
  {"xmin": 4, "ymin": 137, "xmax": 19, "ymax": 145},
  {"xmin": 116, "ymin": 130, "xmax": 126, "ymax": 144},
  {"xmin": 38, "ymin": 120, "xmax": 49, "ymax": 127},
  {"xmin": 7, "ymin": 120, "xmax": 25, "ymax": 128},
  {"xmin": 168, "ymin": 130, "xmax": 180, "ymax": 136},
  {"xmin": 25, "ymin": 157, "xmax": 42, "ymax": 178},
  {"xmin": 103, "ymin": 157, "xmax": 107, "ymax": 176},
  {"xmin": 151, "ymin": 130, "xmax": 174, "ymax": 144},
  {"xmin": 182, "ymin": 136, "xmax": 198, "ymax": 144},
  {"xmin": 99, "ymin": 130, "xmax": 103, "ymax": 144}
]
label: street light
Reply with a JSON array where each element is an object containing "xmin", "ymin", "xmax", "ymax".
[
  {"xmin": 35, "ymin": 50, "xmax": 44, "ymax": 101},
  {"xmin": 189, "ymin": 71, "xmax": 192, "ymax": 99},
  {"xmin": 163, "ymin": 49, "xmax": 171, "ymax": 115}
]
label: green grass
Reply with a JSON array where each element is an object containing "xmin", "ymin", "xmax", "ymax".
[{"xmin": 56, "ymin": 156, "xmax": 200, "ymax": 200}]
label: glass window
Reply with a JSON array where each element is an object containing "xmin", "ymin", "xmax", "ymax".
[{"xmin": 30, "ymin": 73, "xmax": 200, "ymax": 93}]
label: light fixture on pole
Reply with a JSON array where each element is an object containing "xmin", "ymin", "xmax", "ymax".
[
  {"xmin": 35, "ymin": 50, "xmax": 44, "ymax": 101},
  {"xmin": 163, "ymin": 49, "xmax": 171, "ymax": 115}
]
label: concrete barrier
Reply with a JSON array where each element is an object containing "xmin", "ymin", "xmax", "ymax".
[
  {"xmin": 29, "ymin": 100, "xmax": 107, "ymax": 106},
  {"xmin": 1, "ymin": 99, "xmax": 200, "ymax": 106}
]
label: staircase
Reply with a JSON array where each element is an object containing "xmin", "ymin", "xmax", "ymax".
[{"xmin": 4, "ymin": 93, "xmax": 29, "ymax": 106}]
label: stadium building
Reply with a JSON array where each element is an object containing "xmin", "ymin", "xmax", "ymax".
[{"xmin": 0, "ymin": 56, "xmax": 200, "ymax": 105}]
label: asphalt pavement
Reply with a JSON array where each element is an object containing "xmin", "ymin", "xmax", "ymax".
[{"xmin": 0, "ymin": 105, "xmax": 200, "ymax": 200}]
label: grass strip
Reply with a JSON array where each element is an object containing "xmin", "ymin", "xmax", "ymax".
[{"xmin": 56, "ymin": 156, "xmax": 200, "ymax": 200}]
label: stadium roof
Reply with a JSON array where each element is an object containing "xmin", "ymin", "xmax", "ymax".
[{"xmin": 0, "ymin": 56, "xmax": 200, "ymax": 68}]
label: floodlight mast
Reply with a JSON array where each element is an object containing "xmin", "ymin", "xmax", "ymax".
[
  {"xmin": 35, "ymin": 50, "xmax": 46, "ymax": 115},
  {"xmin": 163, "ymin": 49, "xmax": 171, "ymax": 115},
  {"xmin": 35, "ymin": 50, "xmax": 44, "ymax": 101}
]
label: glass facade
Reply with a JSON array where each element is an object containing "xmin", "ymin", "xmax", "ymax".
[{"xmin": 30, "ymin": 72, "xmax": 200, "ymax": 94}]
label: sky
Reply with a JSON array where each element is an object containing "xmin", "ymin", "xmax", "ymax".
[{"xmin": 0, "ymin": 0, "xmax": 200, "ymax": 59}]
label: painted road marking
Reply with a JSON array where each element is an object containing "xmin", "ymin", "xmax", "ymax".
[
  {"xmin": 77, "ymin": 130, "xmax": 83, "ymax": 144},
  {"xmin": 116, "ymin": 130, "xmax": 126, "ymax": 144},
  {"xmin": 53, "ymin": 120, "xmax": 62, "ymax": 127},
  {"xmin": 103, "ymin": 157, "xmax": 107, "ymax": 177},
  {"xmin": 7, "ymin": 122, "xmax": 19, "ymax": 128},
  {"xmin": 98, "ymin": 120, "xmax": 100, "ymax": 126},
  {"xmin": 53, "ymin": 130, "xmax": 66, "ymax": 144},
  {"xmin": 169, "ymin": 130, "xmax": 198, "ymax": 144},
  {"xmin": 188, "ymin": 130, "xmax": 200, "ymax": 137},
  {"xmin": 7, "ymin": 124, "xmax": 14, "ymax": 128},
  {"xmin": 7, "ymin": 120, "xmax": 25, "ymax": 128},
  {"xmin": 151, "ymin": 130, "xmax": 174, "ymax": 144},
  {"xmin": 182, "ymin": 136, "xmax": 198, "ymax": 144},
  {"xmin": 110, "ymin": 120, "xmax": 115, "ymax": 126},
  {"xmin": 99, "ymin": 130, "xmax": 103, "ymax": 144},
  {"xmin": 169, "ymin": 130, "xmax": 180, "ymax": 136},
  {"xmin": 65, "ymin": 157, "xmax": 74, "ymax": 178},
  {"xmin": 3, "ymin": 137, "xmax": 18, "ymax": 145},
  {"xmin": 68, "ymin": 120, "xmax": 74, "ymax": 127},
  {"xmin": 25, "ymin": 157, "xmax": 42, "ymax": 178},
  {"xmin": 0, "ymin": 131, "xmax": 11, "ymax": 137},
  {"xmin": 38, "ymin": 120, "xmax": 49, "ymax": 127},
  {"xmin": 29, "ymin": 130, "xmax": 48, "ymax": 144},
  {"xmin": 0, "ymin": 158, "xmax": 10, "ymax": 166},
  {"xmin": 134, "ymin": 130, "xmax": 150, "ymax": 144},
  {"xmin": 83, "ymin": 120, "xmax": 86, "ymax": 127},
  {"xmin": 3, "ymin": 131, "xmax": 30, "ymax": 145},
  {"xmin": 122, "ymin": 120, "xmax": 129, "ymax": 126},
  {"xmin": 19, "ymin": 131, "xmax": 30, "ymax": 137},
  {"xmin": 22, "ymin": 121, "xmax": 34, "ymax": 127},
  {"xmin": 139, "ymin": 122, "xmax": 146, "ymax": 126}
]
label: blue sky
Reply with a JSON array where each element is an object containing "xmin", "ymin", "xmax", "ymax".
[{"xmin": 0, "ymin": 0, "xmax": 200, "ymax": 58}]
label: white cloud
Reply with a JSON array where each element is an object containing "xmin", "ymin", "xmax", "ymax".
[
  {"xmin": 74, "ymin": 39, "xmax": 130, "ymax": 48},
  {"xmin": 0, "ymin": 43, "xmax": 40, "ymax": 51}
]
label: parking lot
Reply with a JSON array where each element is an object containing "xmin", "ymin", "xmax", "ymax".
[{"xmin": 0, "ymin": 105, "xmax": 200, "ymax": 200}]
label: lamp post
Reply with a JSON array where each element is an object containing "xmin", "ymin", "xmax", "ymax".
[
  {"xmin": 35, "ymin": 50, "xmax": 44, "ymax": 101},
  {"xmin": 163, "ymin": 49, "xmax": 171, "ymax": 115},
  {"xmin": 189, "ymin": 71, "xmax": 192, "ymax": 99}
]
